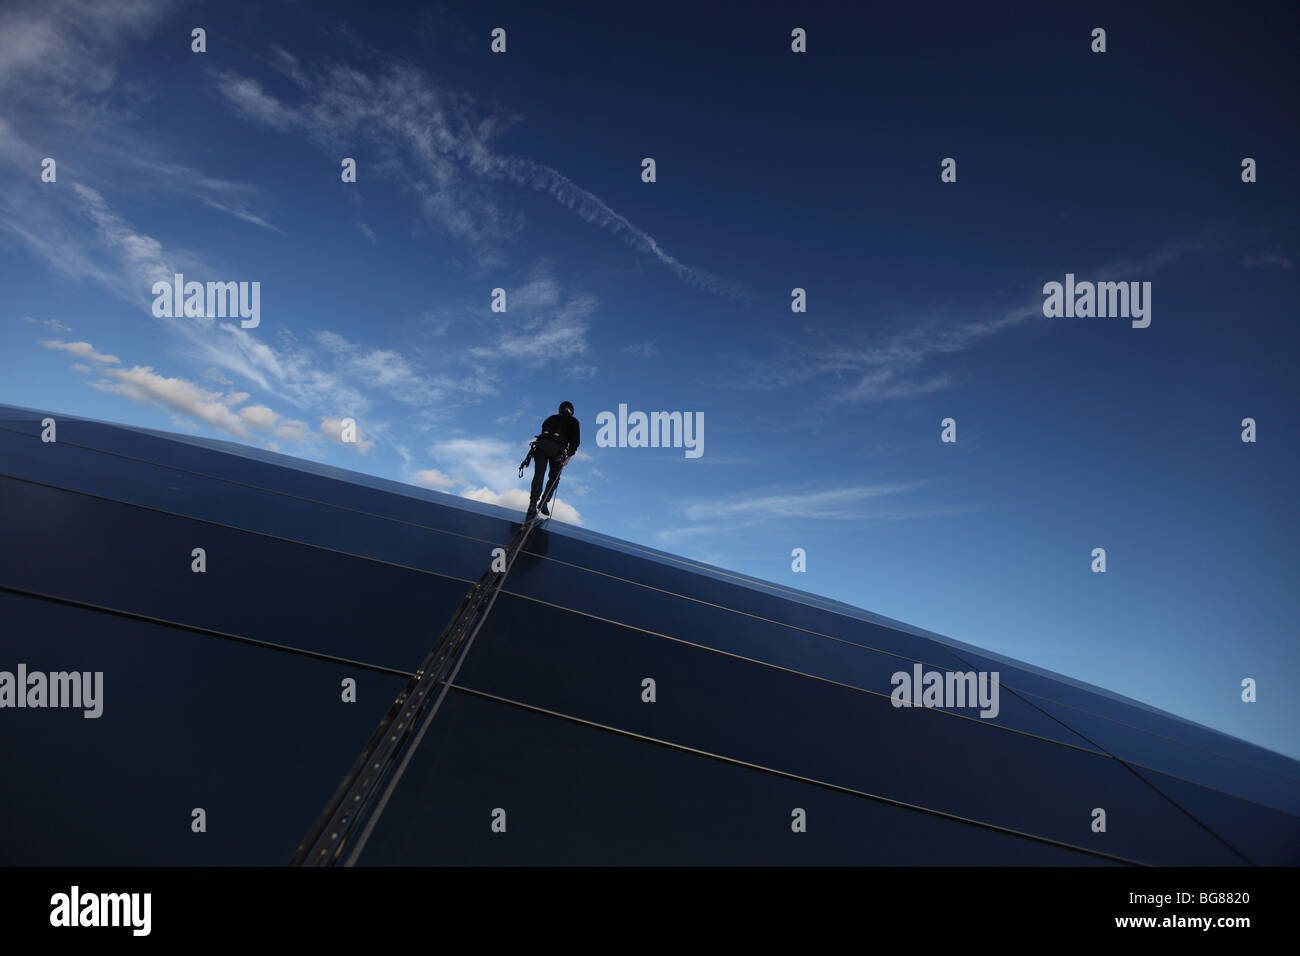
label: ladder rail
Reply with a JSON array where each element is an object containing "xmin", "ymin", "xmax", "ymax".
[{"xmin": 289, "ymin": 483, "xmax": 557, "ymax": 865}]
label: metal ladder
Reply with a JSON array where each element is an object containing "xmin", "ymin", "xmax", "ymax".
[{"xmin": 290, "ymin": 469, "xmax": 564, "ymax": 865}]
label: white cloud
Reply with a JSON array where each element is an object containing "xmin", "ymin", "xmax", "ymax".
[
  {"xmin": 320, "ymin": 416, "xmax": 376, "ymax": 454},
  {"xmin": 272, "ymin": 418, "xmax": 311, "ymax": 443},
  {"xmin": 486, "ymin": 154, "xmax": 746, "ymax": 297},
  {"xmin": 110, "ymin": 153, "xmax": 260, "ymax": 200},
  {"xmin": 0, "ymin": 0, "xmax": 170, "ymax": 110},
  {"xmin": 471, "ymin": 295, "xmax": 595, "ymax": 365},
  {"xmin": 314, "ymin": 329, "xmax": 497, "ymax": 405},
  {"xmin": 1242, "ymin": 252, "xmax": 1293, "ymax": 269},
  {"xmin": 5, "ymin": 181, "xmax": 200, "ymax": 314},
  {"xmin": 42, "ymin": 339, "xmax": 120, "ymax": 363},
  {"xmin": 232, "ymin": 403, "xmax": 311, "ymax": 443},
  {"xmin": 215, "ymin": 73, "xmax": 299, "ymax": 130},
  {"xmin": 833, "ymin": 370, "xmax": 953, "ymax": 404},
  {"xmin": 435, "ymin": 432, "xmax": 583, "ymax": 523},
  {"xmin": 653, "ymin": 481, "xmax": 972, "ymax": 543},
  {"xmin": 506, "ymin": 275, "xmax": 562, "ymax": 313},
  {"xmin": 268, "ymin": 44, "xmax": 308, "ymax": 86},
  {"xmin": 679, "ymin": 455, "xmax": 750, "ymax": 467},
  {"xmin": 71, "ymin": 183, "xmax": 178, "ymax": 291},
  {"xmin": 683, "ymin": 484, "xmax": 918, "ymax": 522},
  {"xmin": 197, "ymin": 197, "xmax": 283, "ymax": 233},
  {"xmin": 94, "ymin": 365, "xmax": 255, "ymax": 438},
  {"xmin": 46, "ymin": 335, "xmax": 321, "ymax": 452},
  {"xmin": 421, "ymin": 308, "xmax": 454, "ymax": 337},
  {"xmin": 465, "ymin": 269, "xmax": 598, "ymax": 371},
  {"xmin": 430, "ymin": 436, "xmax": 519, "ymax": 490},
  {"xmin": 412, "ymin": 468, "xmax": 457, "ymax": 489},
  {"xmin": 90, "ymin": 139, "xmax": 284, "ymax": 235},
  {"xmin": 239, "ymin": 404, "xmax": 278, "ymax": 429},
  {"xmin": 462, "ymin": 485, "xmax": 581, "ymax": 525}
]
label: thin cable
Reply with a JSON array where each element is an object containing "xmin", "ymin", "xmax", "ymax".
[
  {"xmin": 0, "ymin": 584, "xmax": 414, "ymax": 678},
  {"xmin": 438, "ymin": 683, "xmax": 1147, "ymax": 867}
]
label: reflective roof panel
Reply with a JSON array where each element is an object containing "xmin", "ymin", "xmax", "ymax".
[
  {"xmin": 353, "ymin": 687, "xmax": 1119, "ymax": 866},
  {"xmin": 0, "ymin": 589, "xmax": 407, "ymax": 865}
]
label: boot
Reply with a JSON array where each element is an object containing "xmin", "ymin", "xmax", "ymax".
[
  {"xmin": 538, "ymin": 497, "xmax": 550, "ymax": 516},
  {"xmin": 525, "ymin": 497, "xmax": 538, "ymax": 521}
]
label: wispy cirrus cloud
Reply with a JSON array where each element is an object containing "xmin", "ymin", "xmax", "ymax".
[
  {"xmin": 0, "ymin": 0, "xmax": 173, "ymax": 109},
  {"xmin": 684, "ymin": 484, "xmax": 920, "ymax": 522},
  {"xmin": 1242, "ymin": 252, "xmax": 1293, "ymax": 269},
  {"xmin": 215, "ymin": 73, "xmax": 300, "ymax": 130},
  {"xmin": 0, "ymin": 3, "xmax": 282, "ymax": 242},
  {"xmin": 655, "ymin": 481, "xmax": 970, "ymax": 543},
  {"xmin": 623, "ymin": 340, "xmax": 659, "ymax": 358},
  {"xmin": 315, "ymin": 329, "xmax": 498, "ymax": 405},
  {"xmin": 470, "ymin": 298, "xmax": 597, "ymax": 370},
  {"xmin": 197, "ymin": 197, "xmax": 284, "ymax": 234},
  {"xmin": 451, "ymin": 268, "xmax": 600, "ymax": 376},
  {"xmin": 212, "ymin": 58, "xmax": 744, "ymax": 296},
  {"xmin": 729, "ymin": 235, "xmax": 1214, "ymax": 404},
  {"xmin": 23, "ymin": 316, "xmax": 71, "ymax": 332},
  {"xmin": 72, "ymin": 183, "xmax": 184, "ymax": 293}
]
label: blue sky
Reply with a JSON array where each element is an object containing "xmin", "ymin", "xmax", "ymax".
[{"xmin": 1, "ymin": 0, "xmax": 1297, "ymax": 759}]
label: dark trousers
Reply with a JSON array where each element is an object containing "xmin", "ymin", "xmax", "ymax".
[{"xmin": 530, "ymin": 439, "xmax": 564, "ymax": 502}]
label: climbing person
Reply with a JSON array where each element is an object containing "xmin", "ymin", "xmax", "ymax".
[{"xmin": 524, "ymin": 401, "xmax": 580, "ymax": 521}]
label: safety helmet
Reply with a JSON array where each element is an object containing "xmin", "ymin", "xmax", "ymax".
[{"xmin": 559, "ymin": 401, "xmax": 574, "ymax": 416}]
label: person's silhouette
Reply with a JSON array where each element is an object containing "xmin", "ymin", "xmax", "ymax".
[{"xmin": 526, "ymin": 401, "xmax": 580, "ymax": 521}]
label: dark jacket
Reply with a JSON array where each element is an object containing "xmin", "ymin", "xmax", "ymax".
[{"xmin": 537, "ymin": 413, "xmax": 580, "ymax": 458}]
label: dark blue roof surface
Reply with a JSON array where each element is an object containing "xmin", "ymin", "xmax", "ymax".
[{"xmin": 1, "ymin": 403, "xmax": 1297, "ymax": 865}]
